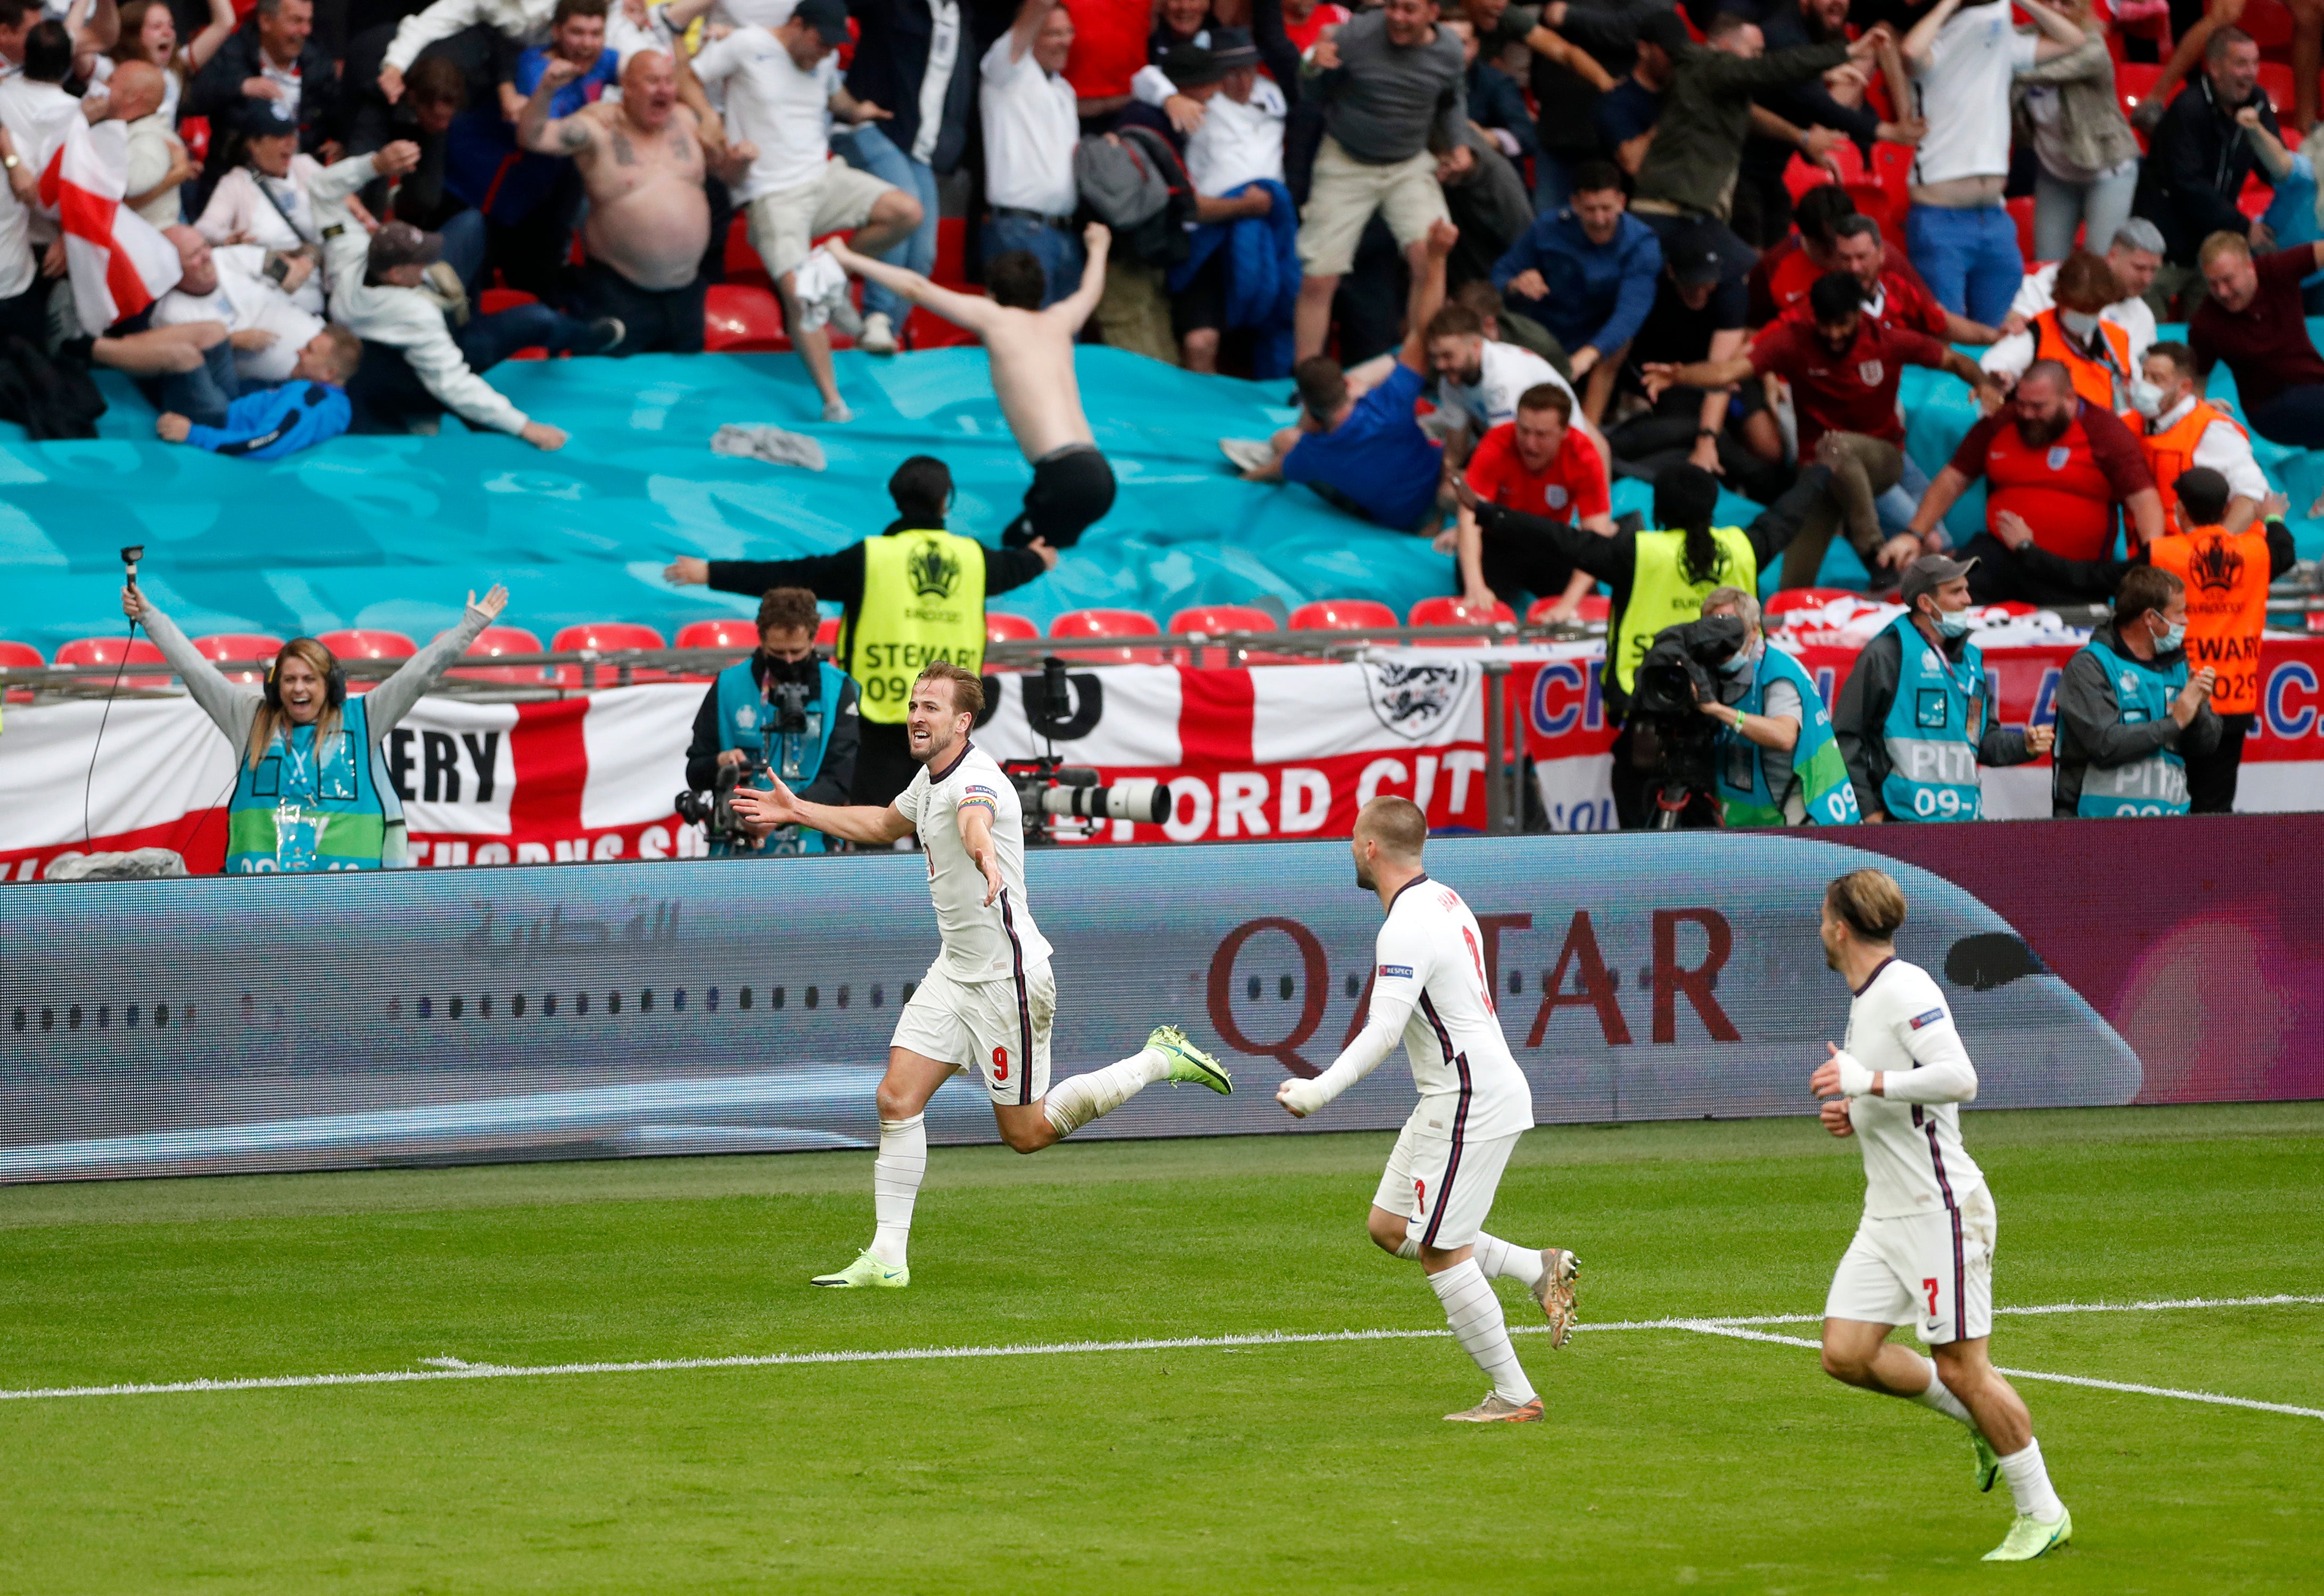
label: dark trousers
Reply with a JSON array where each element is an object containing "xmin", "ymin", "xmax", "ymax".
[
  {"xmin": 2245, "ymin": 385, "xmax": 2324, "ymax": 449},
  {"xmin": 345, "ymin": 211, "xmax": 599, "ymax": 434},
  {"xmin": 851, "ymin": 718, "xmax": 919, "ymax": 808},
  {"xmin": 2186, "ymin": 711, "xmax": 2252, "ymax": 814},
  {"xmin": 578, "ymin": 259, "xmax": 706, "ymax": 355},
  {"xmin": 141, "ymin": 338, "xmax": 239, "ymax": 428}
]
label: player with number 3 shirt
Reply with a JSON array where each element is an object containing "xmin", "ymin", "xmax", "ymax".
[
  {"xmin": 1278, "ymin": 796, "xmax": 1576, "ymax": 1424},
  {"xmin": 1810, "ymin": 868, "xmax": 2072, "ymax": 1562}
]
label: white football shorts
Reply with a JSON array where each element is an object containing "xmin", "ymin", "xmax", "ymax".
[
  {"xmin": 890, "ymin": 959, "xmax": 1056, "ymax": 1107},
  {"xmin": 1824, "ymin": 1183, "xmax": 1997, "ymax": 1345},
  {"xmin": 1371, "ymin": 1115, "xmax": 1521, "ymax": 1252}
]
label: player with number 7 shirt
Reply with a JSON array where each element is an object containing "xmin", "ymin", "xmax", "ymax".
[
  {"xmin": 1276, "ymin": 796, "xmax": 1580, "ymax": 1424},
  {"xmin": 1809, "ymin": 866, "xmax": 2072, "ymax": 1562}
]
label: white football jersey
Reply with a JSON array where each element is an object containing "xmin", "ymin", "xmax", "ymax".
[
  {"xmin": 1367, "ymin": 875, "xmax": 1535, "ymax": 1143},
  {"xmin": 894, "ymin": 741, "xmax": 1052, "ymax": 983},
  {"xmin": 1843, "ymin": 958, "xmax": 1987, "ymax": 1219}
]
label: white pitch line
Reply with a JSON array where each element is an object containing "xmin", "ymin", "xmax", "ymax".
[
  {"xmin": 2, "ymin": 1295, "xmax": 2316, "ymax": 1407},
  {"xmin": 1677, "ymin": 1322, "xmax": 2324, "ymax": 1421}
]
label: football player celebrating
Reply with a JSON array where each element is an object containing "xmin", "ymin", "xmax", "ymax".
[
  {"xmin": 732, "ymin": 661, "xmax": 1232, "ymax": 1288},
  {"xmin": 1811, "ymin": 867, "xmax": 2071, "ymax": 1561},
  {"xmin": 1277, "ymin": 796, "xmax": 1579, "ymax": 1423}
]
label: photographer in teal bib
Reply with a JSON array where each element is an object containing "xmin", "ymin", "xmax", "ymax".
[
  {"xmin": 130, "ymin": 583, "xmax": 508, "ymax": 872},
  {"xmin": 2053, "ymin": 565, "xmax": 2220, "ymax": 817}
]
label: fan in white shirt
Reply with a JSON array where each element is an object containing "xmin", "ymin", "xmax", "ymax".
[
  {"xmin": 1809, "ymin": 867, "xmax": 2072, "ymax": 1564},
  {"xmin": 730, "ymin": 661, "xmax": 1234, "ymax": 1292},
  {"xmin": 1278, "ymin": 797, "xmax": 1579, "ymax": 1425},
  {"xmin": 152, "ymin": 228, "xmax": 327, "ymax": 385}
]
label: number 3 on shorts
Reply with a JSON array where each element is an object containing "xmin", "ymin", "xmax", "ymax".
[
  {"xmin": 991, "ymin": 1044, "xmax": 1010, "ymax": 1084},
  {"xmin": 1923, "ymin": 1276, "xmax": 1941, "ymax": 1318}
]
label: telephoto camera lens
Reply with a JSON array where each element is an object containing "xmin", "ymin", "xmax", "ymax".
[{"xmin": 1038, "ymin": 777, "xmax": 1168, "ymax": 823}]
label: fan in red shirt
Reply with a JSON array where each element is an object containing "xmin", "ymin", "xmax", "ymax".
[
  {"xmin": 1908, "ymin": 359, "xmax": 2165, "ymax": 603},
  {"xmin": 1748, "ymin": 190, "xmax": 1927, "ymax": 325},
  {"xmin": 1811, "ymin": 213, "xmax": 1997, "ymax": 345},
  {"xmin": 1284, "ymin": 0, "xmax": 1351, "ymax": 53},
  {"xmin": 1646, "ymin": 273, "xmax": 1999, "ymax": 587},
  {"xmin": 1453, "ymin": 382, "xmax": 1613, "ymax": 615},
  {"xmin": 1064, "ymin": 0, "xmax": 1154, "ymax": 105}
]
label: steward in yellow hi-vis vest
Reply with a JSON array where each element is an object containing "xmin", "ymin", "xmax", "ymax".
[
  {"xmin": 670, "ymin": 456, "xmax": 1059, "ymax": 805},
  {"xmin": 1464, "ymin": 460, "xmax": 1841, "ymax": 828}
]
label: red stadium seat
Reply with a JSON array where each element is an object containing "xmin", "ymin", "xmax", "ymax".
[
  {"xmin": 815, "ymin": 616, "xmax": 841, "ymax": 647},
  {"xmin": 317, "ymin": 627, "xmax": 416, "ymax": 693},
  {"xmin": 2243, "ymin": 0, "xmax": 2296, "ymax": 51},
  {"xmin": 2008, "ymin": 195, "xmax": 2038, "ymax": 263},
  {"xmin": 1289, "ymin": 598, "xmax": 1399, "ymax": 633},
  {"xmin": 1169, "ymin": 604, "xmax": 1299, "ymax": 666},
  {"xmin": 723, "ymin": 213, "xmax": 769, "ymax": 286},
  {"xmin": 1048, "ymin": 607, "xmax": 1164, "ymax": 665},
  {"xmin": 550, "ymin": 622, "xmax": 668, "ymax": 687},
  {"xmin": 1765, "ymin": 588, "xmax": 1861, "ymax": 616},
  {"xmin": 452, "ymin": 624, "xmax": 553, "ymax": 686},
  {"xmin": 0, "ymin": 638, "xmax": 41, "ymax": 704},
  {"xmin": 675, "ymin": 618, "xmax": 759, "ymax": 650},
  {"xmin": 704, "ymin": 283, "xmax": 788, "ymax": 353},
  {"xmin": 56, "ymin": 635, "xmax": 170, "ymax": 689},
  {"xmin": 986, "ymin": 611, "xmax": 1041, "ymax": 642},
  {"xmin": 1407, "ymin": 597, "xmax": 1516, "ymax": 646},
  {"xmin": 2257, "ymin": 61, "xmax": 2297, "ymax": 113},
  {"xmin": 1524, "ymin": 594, "xmax": 1611, "ymax": 624},
  {"xmin": 2115, "ymin": 61, "xmax": 2169, "ymax": 135},
  {"xmin": 192, "ymin": 632, "xmax": 286, "ymax": 684}
]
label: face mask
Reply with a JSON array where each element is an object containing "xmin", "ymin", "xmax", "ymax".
[
  {"xmin": 2128, "ymin": 378, "xmax": 2165, "ymax": 419},
  {"xmin": 1718, "ymin": 651, "xmax": 1751, "ymax": 677},
  {"xmin": 2059, "ymin": 308, "xmax": 2102, "ymax": 340},
  {"xmin": 763, "ymin": 652, "xmax": 819, "ymax": 689},
  {"xmin": 2155, "ymin": 617, "xmax": 2187, "ymax": 651},
  {"xmin": 1935, "ymin": 613, "xmax": 1972, "ymax": 640}
]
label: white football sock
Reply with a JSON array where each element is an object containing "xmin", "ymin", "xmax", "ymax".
[
  {"xmin": 1392, "ymin": 1233, "xmax": 1422, "ymax": 1260},
  {"xmin": 1041, "ymin": 1048, "xmax": 1167, "ymax": 1137},
  {"xmin": 868, "ymin": 1113, "xmax": 926, "ymax": 1268},
  {"xmin": 1472, "ymin": 1233, "xmax": 1546, "ymax": 1288},
  {"xmin": 1909, "ymin": 1357, "xmax": 1975, "ymax": 1426},
  {"xmin": 1997, "ymin": 1437, "xmax": 2064, "ymax": 1522},
  {"xmin": 1428, "ymin": 1258, "xmax": 1537, "ymax": 1405}
]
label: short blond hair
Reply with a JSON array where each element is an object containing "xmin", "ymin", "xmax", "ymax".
[
  {"xmin": 2198, "ymin": 230, "xmax": 2253, "ymax": 270},
  {"xmin": 1702, "ymin": 584, "xmax": 1760, "ymax": 633},
  {"xmin": 1825, "ymin": 868, "xmax": 1906, "ymax": 942},
  {"xmin": 916, "ymin": 659, "xmax": 986, "ymax": 716},
  {"xmin": 1355, "ymin": 795, "xmax": 1428, "ymax": 858}
]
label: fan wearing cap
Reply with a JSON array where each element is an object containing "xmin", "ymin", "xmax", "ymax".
[
  {"xmin": 1905, "ymin": 358, "xmax": 2164, "ymax": 605},
  {"xmin": 193, "ymin": 96, "xmax": 329, "ymax": 315},
  {"xmin": 310, "ymin": 140, "xmax": 609, "ymax": 449},
  {"xmin": 1611, "ymin": 216, "xmax": 1791, "ymax": 506},
  {"xmin": 1831, "ymin": 553, "xmax": 2052, "ymax": 824},
  {"xmin": 692, "ymin": 0, "xmax": 924, "ymax": 424},
  {"xmin": 1648, "ymin": 271, "xmax": 2001, "ymax": 590}
]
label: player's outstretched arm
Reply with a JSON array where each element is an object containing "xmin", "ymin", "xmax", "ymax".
[
  {"xmin": 827, "ymin": 238, "xmax": 1001, "ymax": 337},
  {"xmin": 731, "ymin": 778, "xmax": 913, "ymax": 846},
  {"xmin": 957, "ymin": 799, "xmax": 1006, "ymax": 907},
  {"xmin": 1277, "ymin": 1004, "xmax": 1407, "ymax": 1118}
]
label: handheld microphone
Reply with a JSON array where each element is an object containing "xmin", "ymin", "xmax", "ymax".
[{"xmin": 121, "ymin": 544, "xmax": 145, "ymax": 592}]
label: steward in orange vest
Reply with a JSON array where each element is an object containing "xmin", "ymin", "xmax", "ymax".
[
  {"xmin": 2031, "ymin": 307, "xmax": 2135, "ymax": 414},
  {"xmin": 2130, "ymin": 340, "xmax": 2264, "ymax": 531}
]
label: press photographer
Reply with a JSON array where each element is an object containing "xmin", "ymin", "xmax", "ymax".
[
  {"xmin": 680, "ymin": 588, "xmax": 861, "ymax": 857},
  {"xmin": 1694, "ymin": 587, "xmax": 1860, "ymax": 828}
]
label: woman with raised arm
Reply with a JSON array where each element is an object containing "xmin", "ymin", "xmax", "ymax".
[{"xmin": 123, "ymin": 583, "xmax": 508, "ymax": 873}]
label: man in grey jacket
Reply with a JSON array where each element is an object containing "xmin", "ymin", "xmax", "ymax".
[
  {"xmin": 1293, "ymin": 0, "xmax": 1471, "ymax": 361},
  {"xmin": 2052, "ymin": 565, "xmax": 2221, "ymax": 816}
]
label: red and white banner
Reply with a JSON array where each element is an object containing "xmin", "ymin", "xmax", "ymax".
[
  {"xmin": 6, "ymin": 639, "xmax": 2320, "ymax": 879},
  {"xmin": 40, "ymin": 117, "xmax": 179, "ymax": 334}
]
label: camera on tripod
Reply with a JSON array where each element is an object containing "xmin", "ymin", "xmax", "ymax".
[
  {"xmin": 675, "ymin": 759, "xmax": 768, "ymax": 851},
  {"xmin": 1005, "ymin": 657, "xmax": 1169, "ymax": 844},
  {"xmin": 1625, "ymin": 614, "xmax": 1747, "ymax": 830},
  {"xmin": 674, "ymin": 657, "xmax": 827, "ymax": 856}
]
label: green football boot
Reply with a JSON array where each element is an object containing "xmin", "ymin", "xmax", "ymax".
[
  {"xmin": 1149, "ymin": 1025, "xmax": 1232, "ymax": 1094},
  {"xmin": 810, "ymin": 1250, "xmax": 910, "ymax": 1289},
  {"xmin": 1972, "ymin": 1428, "xmax": 2001, "ymax": 1493},
  {"xmin": 1982, "ymin": 1508, "xmax": 2072, "ymax": 1562}
]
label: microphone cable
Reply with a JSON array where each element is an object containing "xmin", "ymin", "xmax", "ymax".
[{"xmin": 81, "ymin": 615, "xmax": 137, "ymax": 850}]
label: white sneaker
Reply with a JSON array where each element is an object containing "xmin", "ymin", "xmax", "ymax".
[
  {"xmin": 859, "ymin": 311, "xmax": 898, "ymax": 355},
  {"xmin": 1219, "ymin": 437, "xmax": 1276, "ymax": 474}
]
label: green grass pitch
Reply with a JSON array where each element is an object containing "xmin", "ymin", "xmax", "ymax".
[{"xmin": 2, "ymin": 1102, "xmax": 2318, "ymax": 1594}]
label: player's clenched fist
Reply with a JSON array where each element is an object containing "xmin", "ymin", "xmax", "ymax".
[
  {"xmin": 1818, "ymin": 1097, "xmax": 1855, "ymax": 1138},
  {"xmin": 1276, "ymin": 1078, "xmax": 1325, "ymax": 1118}
]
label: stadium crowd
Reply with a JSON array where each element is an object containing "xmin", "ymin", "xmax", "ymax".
[{"xmin": 0, "ymin": 0, "xmax": 2311, "ymax": 850}]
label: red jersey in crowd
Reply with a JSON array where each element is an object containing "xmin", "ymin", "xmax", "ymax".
[
  {"xmin": 1464, "ymin": 421, "xmax": 1611, "ymax": 523},
  {"xmin": 1785, "ymin": 269, "xmax": 1950, "ymax": 341},
  {"xmin": 2188, "ymin": 246, "xmax": 2324, "ymax": 416},
  {"xmin": 1748, "ymin": 316, "xmax": 1948, "ymax": 453},
  {"xmin": 1950, "ymin": 401, "xmax": 2154, "ymax": 562},
  {"xmin": 1285, "ymin": 2, "xmax": 1352, "ymax": 53},
  {"xmin": 1750, "ymin": 233, "xmax": 1929, "ymax": 325},
  {"xmin": 1064, "ymin": 0, "xmax": 1150, "ymax": 98}
]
